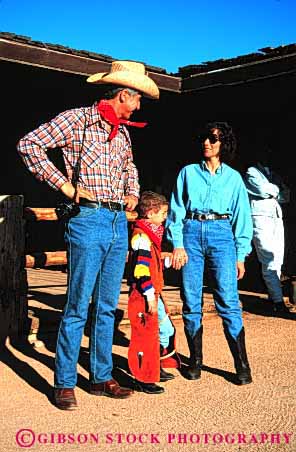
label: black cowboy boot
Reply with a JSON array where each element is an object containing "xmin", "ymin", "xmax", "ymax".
[
  {"xmin": 160, "ymin": 367, "xmax": 175, "ymax": 381},
  {"xmin": 184, "ymin": 326, "xmax": 203, "ymax": 380},
  {"xmin": 159, "ymin": 345, "xmax": 175, "ymax": 381},
  {"xmin": 135, "ymin": 380, "xmax": 164, "ymax": 394},
  {"xmin": 224, "ymin": 327, "xmax": 252, "ymax": 385}
]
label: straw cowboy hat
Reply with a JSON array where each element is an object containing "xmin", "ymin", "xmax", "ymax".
[{"xmin": 87, "ymin": 60, "xmax": 160, "ymax": 99}]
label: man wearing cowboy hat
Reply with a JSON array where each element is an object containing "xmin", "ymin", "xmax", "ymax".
[{"xmin": 17, "ymin": 60, "xmax": 159, "ymax": 410}]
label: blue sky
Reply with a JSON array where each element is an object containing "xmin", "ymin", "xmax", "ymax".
[{"xmin": 1, "ymin": 0, "xmax": 295, "ymax": 74}]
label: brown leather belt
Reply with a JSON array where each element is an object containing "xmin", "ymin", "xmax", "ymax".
[
  {"xmin": 185, "ymin": 212, "xmax": 229, "ymax": 221},
  {"xmin": 79, "ymin": 199, "xmax": 124, "ymax": 211}
]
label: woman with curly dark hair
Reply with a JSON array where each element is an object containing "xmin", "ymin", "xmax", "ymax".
[
  {"xmin": 166, "ymin": 121, "xmax": 254, "ymax": 385},
  {"xmin": 201, "ymin": 121, "xmax": 237, "ymax": 163}
]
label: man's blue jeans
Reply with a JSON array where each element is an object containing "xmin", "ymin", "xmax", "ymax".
[
  {"xmin": 181, "ymin": 219, "xmax": 243, "ymax": 340},
  {"xmin": 54, "ymin": 206, "xmax": 128, "ymax": 388}
]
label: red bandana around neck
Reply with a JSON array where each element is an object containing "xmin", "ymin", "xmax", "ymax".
[
  {"xmin": 97, "ymin": 100, "xmax": 147, "ymax": 141},
  {"xmin": 134, "ymin": 219, "xmax": 164, "ymax": 250}
]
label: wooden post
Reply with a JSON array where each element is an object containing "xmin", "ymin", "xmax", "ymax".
[{"xmin": 0, "ymin": 195, "xmax": 27, "ymax": 346}]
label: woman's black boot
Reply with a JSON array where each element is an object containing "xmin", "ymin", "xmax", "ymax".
[{"xmin": 224, "ymin": 327, "xmax": 252, "ymax": 385}]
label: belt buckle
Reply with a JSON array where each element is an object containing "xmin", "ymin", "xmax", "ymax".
[{"xmin": 107, "ymin": 201, "xmax": 115, "ymax": 211}]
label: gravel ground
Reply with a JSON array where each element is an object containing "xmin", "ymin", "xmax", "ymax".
[{"xmin": 1, "ymin": 308, "xmax": 295, "ymax": 452}]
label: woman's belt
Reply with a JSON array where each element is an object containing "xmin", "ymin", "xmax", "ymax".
[{"xmin": 185, "ymin": 212, "xmax": 229, "ymax": 221}]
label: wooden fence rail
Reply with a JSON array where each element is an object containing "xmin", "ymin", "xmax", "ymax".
[
  {"xmin": 25, "ymin": 251, "xmax": 67, "ymax": 268},
  {"xmin": 24, "ymin": 208, "xmax": 172, "ymax": 268},
  {"xmin": 23, "ymin": 207, "xmax": 139, "ymax": 269},
  {"xmin": 24, "ymin": 207, "xmax": 139, "ymax": 222}
]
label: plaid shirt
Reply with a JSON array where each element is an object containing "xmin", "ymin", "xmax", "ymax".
[{"xmin": 17, "ymin": 102, "xmax": 140, "ymax": 202}]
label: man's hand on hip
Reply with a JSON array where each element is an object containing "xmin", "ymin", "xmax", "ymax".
[
  {"xmin": 124, "ymin": 195, "xmax": 138, "ymax": 211},
  {"xmin": 60, "ymin": 182, "xmax": 95, "ymax": 203}
]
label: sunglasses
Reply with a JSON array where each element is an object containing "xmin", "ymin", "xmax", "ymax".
[{"xmin": 199, "ymin": 133, "xmax": 221, "ymax": 144}]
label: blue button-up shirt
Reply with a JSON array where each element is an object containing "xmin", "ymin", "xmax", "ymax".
[{"xmin": 166, "ymin": 161, "xmax": 253, "ymax": 262}]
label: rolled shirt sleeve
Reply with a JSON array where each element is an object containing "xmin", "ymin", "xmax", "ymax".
[
  {"xmin": 17, "ymin": 104, "xmax": 140, "ymax": 201},
  {"xmin": 17, "ymin": 110, "xmax": 77, "ymax": 191},
  {"xmin": 244, "ymin": 166, "xmax": 280, "ymax": 199}
]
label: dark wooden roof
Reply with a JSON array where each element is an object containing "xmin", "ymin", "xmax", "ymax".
[
  {"xmin": 1, "ymin": 31, "xmax": 296, "ymax": 94},
  {"xmin": 178, "ymin": 44, "xmax": 296, "ymax": 92},
  {"xmin": 0, "ymin": 32, "xmax": 181, "ymax": 93}
]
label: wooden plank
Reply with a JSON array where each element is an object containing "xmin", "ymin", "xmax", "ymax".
[
  {"xmin": 0, "ymin": 195, "xmax": 27, "ymax": 343},
  {"xmin": 25, "ymin": 250, "xmax": 172, "ymax": 269},
  {"xmin": 0, "ymin": 38, "xmax": 110, "ymax": 76},
  {"xmin": 25, "ymin": 251, "xmax": 67, "ymax": 268},
  {"xmin": 182, "ymin": 53, "xmax": 296, "ymax": 92},
  {"xmin": 24, "ymin": 207, "xmax": 59, "ymax": 221},
  {"xmin": 24, "ymin": 207, "xmax": 138, "ymax": 222},
  {"xmin": 0, "ymin": 38, "xmax": 181, "ymax": 92}
]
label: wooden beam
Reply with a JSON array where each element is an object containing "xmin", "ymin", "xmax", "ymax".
[
  {"xmin": 0, "ymin": 37, "xmax": 181, "ymax": 92},
  {"xmin": 25, "ymin": 251, "xmax": 67, "ymax": 268},
  {"xmin": 26, "ymin": 250, "xmax": 172, "ymax": 269},
  {"xmin": 181, "ymin": 53, "xmax": 296, "ymax": 92},
  {"xmin": 24, "ymin": 207, "xmax": 138, "ymax": 222}
]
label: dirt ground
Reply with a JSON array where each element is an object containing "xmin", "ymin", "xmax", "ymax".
[{"xmin": 1, "ymin": 301, "xmax": 296, "ymax": 452}]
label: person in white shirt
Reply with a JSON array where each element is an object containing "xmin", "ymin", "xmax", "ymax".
[{"xmin": 244, "ymin": 147, "xmax": 291, "ymax": 315}]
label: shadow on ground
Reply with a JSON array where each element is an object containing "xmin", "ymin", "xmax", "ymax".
[
  {"xmin": 177, "ymin": 352, "xmax": 238, "ymax": 385},
  {"xmin": 240, "ymin": 294, "xmax": 296, "ymax": 320}
]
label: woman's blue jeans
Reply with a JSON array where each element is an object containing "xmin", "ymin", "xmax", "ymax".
[
  {"xmin": 181, "ymin": 219, "xmax": 243, "ymax": 341},
  {"xmin": 54, "ymin": 206, "xmax": 128, "ymax": 388}
]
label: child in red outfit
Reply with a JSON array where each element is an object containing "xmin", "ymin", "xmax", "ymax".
[{"xmin": 128, "ymin": 191, "xmax": 180, "ymax": 394}]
